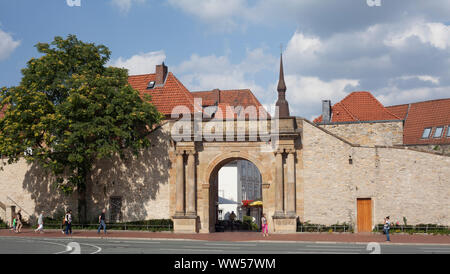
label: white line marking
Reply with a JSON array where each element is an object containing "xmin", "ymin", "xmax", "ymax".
[
  {"xmin": 298, "ymin": 248, "xmax": 362, "ymax": 252},
  {"xmin": 110, "ymin": 241, "xmax": 161, "ymax": 244},
  {"xmin": 79, "ymin": 243, "xmax": 102, "ymax": 254},
  {"xmin": 205, "ymin": 243, "xmax": 258, "ymax": 247},
  {"xmin": 288, "ymin": 251, "xmax": 360, "ymax": 254},
  {"xmin": 183, "ymin": 245, "xmax": 241, "ymax": 249},
  {"xmin": 160, "ymin": 248, "xmax": 224, "ymax": 252}
]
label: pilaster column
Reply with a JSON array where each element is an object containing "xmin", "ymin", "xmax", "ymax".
[
  {"xmin": 186, "ymin": 150, "xmax": 196, "ymax": 216},
  {"xmin": 286, "ymin": 149, "xmax": 296, "ymax": 216},
  {"xmin": 274, "ymin": 149, "xmax": 284, "ymax": 215},
  {"xmin": 175, "ymin": 150, "xmax": 185, "ymax": 215}
]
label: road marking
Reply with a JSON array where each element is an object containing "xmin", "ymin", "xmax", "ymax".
[
  {"xmin": 110, "ymin": 241, "xmax": 161, "ymax": 244},
  {"xmin": 305, "ymin": 245, "xmax": 364, "ymax": 248},
  {"xmin": 80, "ymin": 243, "xmax": 102, "ymax": 254},
  {"xmin": 183, "ymin": 245, "xmax": 242, "ymax": 249},
  {"xmin": 298, "ymin": 248, "xmax": 362, "ymax": 252},
  {"xmin": 160, "ymin": 248, "xmax": 224, "ymax": 252},
  {"xmin": 205, "ymin": 243, "xmax": 258, "ymax": 247},
  {"xmin": 288, "ymin": 251, "xmax": 360, "ymax": 254}
]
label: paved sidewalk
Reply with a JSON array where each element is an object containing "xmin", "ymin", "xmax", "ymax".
[{"xmin": 1, "ymin": 229, "xmax": 449, "ymax": 245}]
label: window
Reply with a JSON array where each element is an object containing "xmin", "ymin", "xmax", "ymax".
[
  {"xmin": 421, "ymin": 128, "xmax": 432, "ymax": 139},
  {"xmin": 433, "ymin": 127, "xmax": 444, "ymax": 138},
  {"xmin": 447, "ymin": 126, "xmax": 450, "ymax": 138},
  {"xmin": 146, "ymin": 81, "xmax": 155, "ymax": 89},
  {"xmin": 109, "ymin": 196, "xmax": 122, "ymax": 223}
]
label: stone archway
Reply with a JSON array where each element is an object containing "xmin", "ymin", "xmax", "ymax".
[
  {"xmin": 204, "ymin": 153, "xmax": 268, "ymax": 233},
  {"xmin": 170, "ymin": 117, "xmax": 301, "ymax": 234}
]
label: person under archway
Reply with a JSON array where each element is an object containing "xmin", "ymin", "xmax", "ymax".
[{"xmin": 261, "ymin": 213, "xmax": 268, "ymax": 237}]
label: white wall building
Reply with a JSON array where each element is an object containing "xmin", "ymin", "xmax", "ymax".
[{"xmin": 218, "ymin": 160, "xmax": 262, "ymax": 222}]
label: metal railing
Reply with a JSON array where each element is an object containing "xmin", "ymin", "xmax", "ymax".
[
  {"xmin": 44, "ymin": 222, "xmax": 173, "ymax": 231},
  {"xmin": 374, "ymin": 225, "xmax": 450, "ymax": 234},
  {"xmin": 297, "ymin": 224, "xmax": 353, "ymax": 233}
]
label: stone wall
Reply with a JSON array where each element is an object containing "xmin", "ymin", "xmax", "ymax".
[
  {"xmin": 302, "ymin": 120, "xmax": 450, "ymax": 228},
  {"xmin": 0, "ymin": 122, "xmax": 173, "ymax": 225},
  {"xmin": 319, "ymin": 121, "xmax": 403, "ymax": 147},
  {"xmin": 405, "ymin": 144, "xmax": 450, "ymax": 156}
]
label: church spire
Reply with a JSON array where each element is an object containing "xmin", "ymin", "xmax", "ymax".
[
  {"xmin": 277, "ymin": 53, "xmax": 286, "ymax": 92},
  {"xmin": 275, "ymin": 53, "xmax": 290, "ymax": 118}
]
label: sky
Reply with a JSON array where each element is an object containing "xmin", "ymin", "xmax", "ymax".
[{"xmin": 1, "ymin": 0, "xmax": 450, "ymax": 120}]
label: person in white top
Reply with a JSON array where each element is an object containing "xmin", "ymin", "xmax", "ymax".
[{"xmin": 34, "ymin": 211, "xmax": 44, "ymax": 233}]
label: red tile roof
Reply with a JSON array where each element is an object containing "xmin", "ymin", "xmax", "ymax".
[
  {"xmin": 214, "ymin": 103, "xmax": 237, "ymax": 119},
  {"xmin": 313, "ymin": 91, "xmax": 450, "ymax": 145},
  {"xmin": 385, "ymin": 104, "xmax": 409, "ymax": 120},
  {"xmin": 128, "ymin": 72, "xmax": 195, "ymax": 116},
  {"xmin": 314, "ymin": 91, "xmax": 401, "ymax": 123},
  {"xmin": 395, "ymin": 99, "xmax": 450, "ymax": 145},
  {"xmin": 192, "ymin": 89, "xmax": 269, "ymax": 118}
]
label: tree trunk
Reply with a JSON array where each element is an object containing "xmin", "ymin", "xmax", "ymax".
[{"xmin": 77, "ymin": 186, "xmax": 87, "ymax": 224}]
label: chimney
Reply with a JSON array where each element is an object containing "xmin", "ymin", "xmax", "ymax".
[
  {"xmin": 322, "ymin": 100, "xmax": 332, "ymax": 123},
  {"xmin": 155, "ymin": 62, "xmax": 168, "ymax": 86}
]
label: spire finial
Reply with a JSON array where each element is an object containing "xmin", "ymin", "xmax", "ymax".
[
  {"xmin": 275, "ymin": 50, "xmax": 290, "ymax": 118},
  {"xmin": 277, "ymin": 51, "xmax": 286, "ymax": 92}
]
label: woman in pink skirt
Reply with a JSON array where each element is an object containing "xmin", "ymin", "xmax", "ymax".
[{"xmin": 261, "ymin": 213, "xmax": 269, "ymax": 237}]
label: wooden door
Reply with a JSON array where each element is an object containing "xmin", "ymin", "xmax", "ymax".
[{"xmin": 357, "ymin": 198, "xmax": 372, "ymax": 232}]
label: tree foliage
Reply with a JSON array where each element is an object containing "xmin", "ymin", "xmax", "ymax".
[{"xmin": 0, "ymin": 35, "xmax": 162, "ymax": 196}]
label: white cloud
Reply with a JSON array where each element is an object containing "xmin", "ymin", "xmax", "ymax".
[
  {"xmin": 108, "ymin": 50, "xmax": 166, "ymax": 75},
  {"xmin": 111, "ymin": 0, "xmax": 146, "ymax": 13},
  {"xmin": 376, "ymin": 86, "xmax": 450, "ymax": 106},
  {"xmin": 397, "ymin": 75, "xmax": 440, "ymax": 85},
  {"xmin": 284, "ymin": 75, "xmax": 360, "ymax": 118},
  {"xmin": 173, "ymin": 48, "xmax": 276, "ymax": 98},
  {"xmin": 0, "ymin": 29, "xmax": 20, "ymax": 61},
  {"xmin": 384, "ymin": 21, "xmax": 450, "ymax": 50},
  {"xmin": 167, "ymin": 0, "xmax": 246, "ymax": 31},
  {"xmin": 285, "ymin": 32, "xmax": 322, "ymax": 61}
]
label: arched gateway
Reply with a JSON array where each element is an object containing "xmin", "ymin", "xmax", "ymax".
[
  {"xmin": 170, "ymin": 117, "xmax": 302, "ymax": 233},
  {"xmin": 170, "ymin": 55, "xmax": 302, "ymax": 233}
]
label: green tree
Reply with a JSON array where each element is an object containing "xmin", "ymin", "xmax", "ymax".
[{"xmin": 0, "ymin": 35, "xmax": 162, "ymax": 222}]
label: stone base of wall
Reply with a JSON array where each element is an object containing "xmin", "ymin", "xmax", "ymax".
[
  {"xmin": 406, "ymin": 144, "xmax": 450, "ymax": 156},
  {"xmin": 272, "ymin": 216, "xmax": 297, "ymax": 233},
  {"xmin": 173, "ymin": 215, "xmax": 199, "ymax": 233}
]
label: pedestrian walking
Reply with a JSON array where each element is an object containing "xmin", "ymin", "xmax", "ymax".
[
  {"xmin": 97, "ymin": 208, "xmax": 107, "ymax": 235},
  {"xmin": 261, "ymin": 213, "xmax": 269, "ymax": 237},
  {"xmin": 34, "ymin": 211, "xmax": 44, "ymax": 233},
  {"xmin": 61, "ymin": 215, "xmax": 66, "ymax": 234},
  {"xmin": 16, "ymin": 210, "xmax": 23, "ymax": 233},
  {"xmin": 64, "ymin": 210, "xmax": 72, "ymax": 235},
  {"xmin": 229, "ymin": 211, "xmax": 236, "ymax": 231},
  {"xmin": 10, "ymin": 216, "xmax": 16, "ymax": 232},
  {"xmin": 384, "ymin": 216, "xmax": 391, "ymax": 242}
]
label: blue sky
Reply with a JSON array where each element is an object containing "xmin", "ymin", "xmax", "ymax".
[{"xmin": 1, "ymin": 0, "xmax": 450, "ymax": 119}]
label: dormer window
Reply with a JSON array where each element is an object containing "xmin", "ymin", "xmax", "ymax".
[
  {"xmin": 433, "ymin": 126, "xmax": 444, "ymax": 138},
  {"xmin": 421, "ymin": 128, "xmax": 431, "ymax": 139},
  {"xmin": 147, "ymin": 81, "xmax": 155, "ymax": 90}
]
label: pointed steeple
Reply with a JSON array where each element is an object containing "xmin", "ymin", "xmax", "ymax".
[
  {"xmin": 275, "ymin": 53, "xmax": 290, "ymax": 118},
  {"xmin": 277, "ymin": 54, "xmax": 286, "ymax": 92}
]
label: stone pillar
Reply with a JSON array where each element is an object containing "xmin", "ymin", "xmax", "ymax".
[
  {"xmin": 274, "ymin": 149, "xmax": 284, "ymax": 216},
  {"xmin": 186, "ymin": 151, "xmax": 196, "ymax": 216},
  {"xmin": 175, "ymin": 150, "xmax": 185, "ymax": 216},
  {"xmin": 286, "ymin": 149, "xmax": 296, "ymax": 216}
]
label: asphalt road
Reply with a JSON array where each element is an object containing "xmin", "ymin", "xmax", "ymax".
[{"xmin": 0, "ymin": 236, "xmax": 449, "ymax": 254}]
